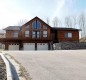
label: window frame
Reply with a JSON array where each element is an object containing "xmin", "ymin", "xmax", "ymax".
[
  {"xmin": 32, "ymin": 31, "xmax": 40, "ymax": 39},
  {"xmin": 25, "ymin": 30, "xmax": 29, "ymax": 37},
  {"xmin": 65, "ymin": 32, "xmax": 72, "ymax": 38},
  {"xmin": 32, "ymin": 21, "xmax": 36, "ymax": 29},
  {"xmin": 37, "ymin": 21, "xmax": 41, "ymax": 29},
  {"xmin": 32, "ymin": 20, "xmax": 41, "ymax": 29},
  {"xmin": 37, "ymin": 31, "xmax": 40, "ymax": 38},
  {"xmin": 32, "ymin": 31, "xmax": 36, "ymax": 38},
  {"xmin": 13, "ymin": 32, "xmax": 19, "ymax": 38},
  {"xmin": 43, "ymin": 31, "xmax": 48, "ymax": 38}
]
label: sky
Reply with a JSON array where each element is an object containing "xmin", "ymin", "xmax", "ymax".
[{"xmin": 0, "ymin": 0, "xmax": 86, "ymax": 29}]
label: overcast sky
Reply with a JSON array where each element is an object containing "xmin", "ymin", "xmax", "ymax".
[{"xmin": 0, "ymin": 0, "xmax": 86, "ymax": 29}]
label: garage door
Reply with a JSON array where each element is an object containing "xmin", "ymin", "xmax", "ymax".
[
  {"xmin": 23, "ymin": 43, "xmax": 35, "ymax": 50},
  {"xmin": 37, "ymin": 43, "xmax": 48, "ymax": 50},
  {"xmin": 9, "ymin": 44, "xmax": 19, "ymax": 50}
]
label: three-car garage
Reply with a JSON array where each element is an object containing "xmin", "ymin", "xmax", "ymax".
[{"xmin": 8, "ymin": 43, "xmax": 49, "ymax": 50}]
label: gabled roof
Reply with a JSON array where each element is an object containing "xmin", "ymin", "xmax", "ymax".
[
  {"xmin": 22, "ymin": 16, "xmax": 52, "ymax": 28},
  {"xmin": 3, "ymin": 17, "xmax": 80, "ymax": 31},
  {"xmin": 52, "ymin": 27, "xmax": 80, "ymax": 31},
  {"xmin": 3, "ymin": 26, "xmax": 21, "ymax": 30}
]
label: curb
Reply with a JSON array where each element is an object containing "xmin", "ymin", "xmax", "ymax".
[{"xmin": 0, "ymin": 53, "xmax": 13, "ymax": 80}]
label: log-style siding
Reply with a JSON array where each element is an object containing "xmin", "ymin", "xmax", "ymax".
[
  {"xmin": 21, "ymin": 18, "xmax": 51, "ymax": 40},
  {"xmin": 0, "ymin": 17, "xmax": 80, "ymax": 50},
  {"xmin": 57, "ymin": 30, "xmax": 79, "ymax": 42},
  {"xmin": 6, "ymin": 30, "xmax": 21, "ymax": 38}
]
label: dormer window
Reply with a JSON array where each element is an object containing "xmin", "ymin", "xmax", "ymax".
[
  {"xmin": 13, "ymin": 32, "xmax": 18, "ymax": 38},
  {"xmin": 25, "ymin": 31, "xmax": 29, "ymax": 37}
]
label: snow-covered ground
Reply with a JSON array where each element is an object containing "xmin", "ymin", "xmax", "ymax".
[{"xmin": 2, "ymin": 50, "xmax": 86, "ymax": 80}]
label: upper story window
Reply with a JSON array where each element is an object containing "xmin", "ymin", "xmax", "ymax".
[
  {"xmin": 25, "ymin": 31, "xmax": 29, "ymax": 37},
  {"xmin": 43, "ymin": 31, "xmax": 47, "ymax": 37},
  {"xmin": 13, "ymin": 32, "xmax": 18, "ymax": 38},
  {"xmin": 32, "ymin": 21, "xmax": 36, "ymax": 29},
  {"xmin": 37, "ymin": 21, "xmax": 41, "ymax": 28},
  {"xmin": 32, "ymin": 20, "xmax": 41, "ymax": 29},
  {"xmin": 65, "ymin": 32, "xmax": 72, "ymax": 38},
  {"xmin": 43, "ymin": 25, "xmax": 47, "ymax": 29}
]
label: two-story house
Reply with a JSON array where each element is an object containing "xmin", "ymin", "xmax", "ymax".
[{"xmin": 0, "ymin": 17, "xmax": 79, "ymax": 50}]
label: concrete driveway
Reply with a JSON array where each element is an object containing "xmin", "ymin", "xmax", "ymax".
[{"xmin": 2, "ymin": 50, "xmax": 86, "ymax": 80}]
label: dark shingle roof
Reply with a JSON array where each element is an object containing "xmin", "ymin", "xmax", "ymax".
[
  {"xmin": 3, "ymin": 26, "xmax": 21, "ymax": 30},
  {"xmin": 52, "ymin": 27, "xmax": 80, "ymax": 31}
]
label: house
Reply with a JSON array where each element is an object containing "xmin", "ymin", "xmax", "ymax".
[
  {"xmin": 0, "ymin": 17, "xmax": 79, "ymax": 50},
  {"xmin": 0, "ymin": 30, "xmax": 5, "ymax": 49}
]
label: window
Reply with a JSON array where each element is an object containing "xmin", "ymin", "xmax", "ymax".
[
  {"xmin": 32, "ymin": 20, "xmax": 41, "ymax": 29},
  {"xmin": 43, "ymin": 31, "xmax": 47, "ymax": 37},
  {"xmin": 37, "ymin": 31, "xmax": 40, "ymax": 38},
  {"xmin": 13, "ymin": 32, "xmax": 18, "ymax": 37},
  {"xmin": 25, "ymin": 31, "xmax": 29, "ymax": 37},
  {"xmin": 37, "ymin": 21, "xmax": 41, "ymax": 28},
  {"xmin": 32, "ymin": 31, "xmax": 36, "ymax": 38},
  {"xmin": 65, "ymin": 32, "xmax": 72, "ymax": 38},
  {"xmin": 32, "ymin": 21, "xmax": 36, "ymax": 29},
  {"xmin": 32, "ymin": 31, "xmax": 40, "ymax": 38},
  {"xmin": 43, "ymin": 25, "xmax": 47, "ymax": 29}
]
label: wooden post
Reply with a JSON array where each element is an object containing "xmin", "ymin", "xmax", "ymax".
[{"xmin": 5, "ymin": 42, "xmax": 8, "ymax": 50}]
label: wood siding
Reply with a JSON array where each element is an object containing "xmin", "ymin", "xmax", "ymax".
[
  {"xmin": 6, "ymin": 30, "xmax": 21, "ymax": 38},
  {"xmin": 21, "ymin": 18, "xmax": 51, "ymax": 41},
  {"xmin": 57, "ymin": 30, "xmax": 79, "ymax": 42},
  {"xmin": 0, "ymin": 17, "xmax": 80, "ymax": 50}
]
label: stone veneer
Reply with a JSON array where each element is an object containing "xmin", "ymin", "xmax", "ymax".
[{"xmin": 54, "ymin": 42, "xmax": 86, "ymax": 50}]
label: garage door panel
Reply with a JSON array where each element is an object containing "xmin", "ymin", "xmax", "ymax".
[
  {"xmin": 23, "ymin": 43, "xmax": 35, "ymax": 50},
  {"xmin": 9, "ymin": 44, "xmax": 19, "ymax": 50},
  {"xmin": 37, "ymin": 43, "xmax": 48, "ymax": 50}
]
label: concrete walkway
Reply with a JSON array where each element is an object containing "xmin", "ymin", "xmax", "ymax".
[{"xmin": 2, "ymin": 50, "xmax": 86, "ymax": 80}]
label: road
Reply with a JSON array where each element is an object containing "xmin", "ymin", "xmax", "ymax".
[{"xmin": 2, "ymin": 50, "xmax": 86, "ymax": 80}]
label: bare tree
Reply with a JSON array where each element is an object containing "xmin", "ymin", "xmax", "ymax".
[
  {"xmin": 17, "ymin": 19, "xmax": 28, "ymax": 26},
  {"xmin": 52, "ymin": 17, "xmax": 61, "ymax": 27},
  {"xmin": 46, "ymin": 17, "xmax": 50, "ymax": 25},
  {"xmin": 64, "ymin": 16, "xmax": 72, "ymax": 28},
  {"xmin": 78, "ymin": 12, "xmax": 86, "ymax": 37},
  {"xmin": 71, "ymin": 16, "xmax": 77, "ymax": 28}
]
